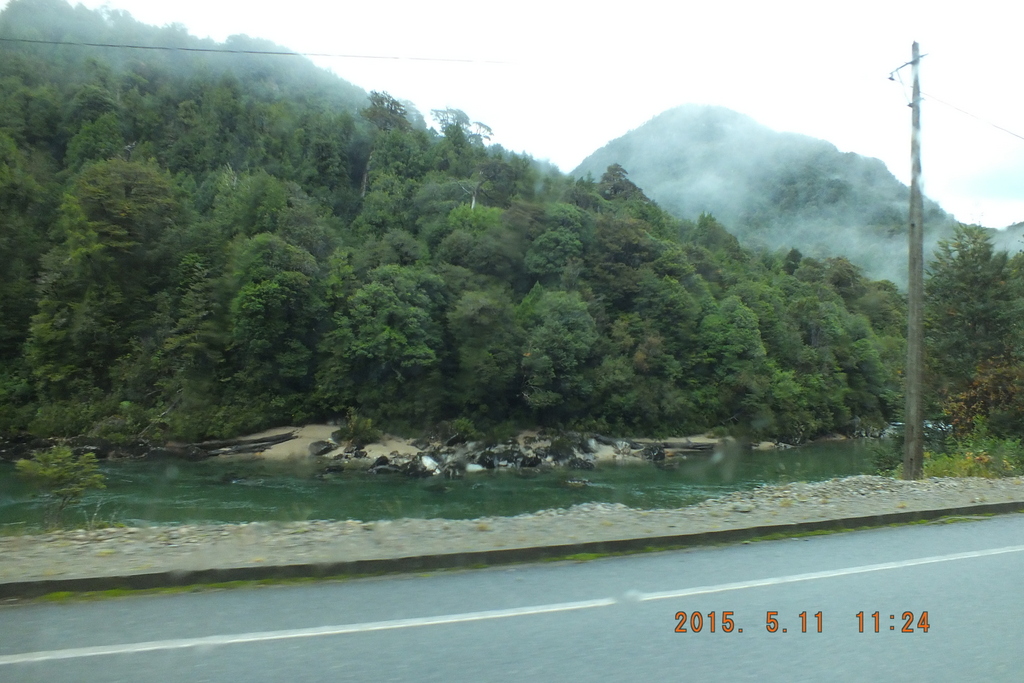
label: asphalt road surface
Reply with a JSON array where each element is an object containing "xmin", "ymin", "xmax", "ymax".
[{"xmin": 3, "ymin": 513, "xmax": 1023, "ymax": 682}]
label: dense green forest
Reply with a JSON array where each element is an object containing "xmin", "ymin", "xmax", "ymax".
[{"xmin": 0, "ymin": 0, "xmax": 915, "ymax": 444}]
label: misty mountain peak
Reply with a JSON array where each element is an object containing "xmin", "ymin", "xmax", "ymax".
[{"xmin": 575, "ymin": 104, "xmax": 954, "ymax": 284}]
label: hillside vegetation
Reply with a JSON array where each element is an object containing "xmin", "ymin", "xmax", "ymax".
[{"xmin": 0, "ymin": 0, "xmax": 908, "ymax": 444}]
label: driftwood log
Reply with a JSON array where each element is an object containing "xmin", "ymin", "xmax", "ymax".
[
  {"xmin": 192, "ymin": 431, "xmax": 297, "ymax": 456},
  {"xmin": 659, "ymin": 440, "xmax": 715, "ymax": 451}
]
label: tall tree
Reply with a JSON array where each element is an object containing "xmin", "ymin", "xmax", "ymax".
[
  {"xmin": 926, "ymin": 225, "xmax": 1018, "ymax": 392},
  {"xmin": 26, "ymin": 159, "xmax": 180, "ymax": 400}
]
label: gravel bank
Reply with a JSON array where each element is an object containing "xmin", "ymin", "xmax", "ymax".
[{"xmin": 3, "ymin": 475, "xmax": 1024, "ymax": 585}]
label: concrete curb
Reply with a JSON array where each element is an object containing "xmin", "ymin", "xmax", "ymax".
[{"xmin": 3, "ymin": 500, "xmax": 1023, "ymax": 599}]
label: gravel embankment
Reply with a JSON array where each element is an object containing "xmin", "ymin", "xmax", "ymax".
[{"xmin": 3, "ymin": 475, "xmax": 1023, "ymax": 585}]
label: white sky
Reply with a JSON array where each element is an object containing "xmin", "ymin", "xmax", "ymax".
[{"xmin": 14, "ymin": 0, "xmax": 1024, "ymax": 226}]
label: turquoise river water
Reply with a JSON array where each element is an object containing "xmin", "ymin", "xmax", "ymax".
[{"xmin": 0, "ymin": 440, "xmax": 877, "ymax": 530}]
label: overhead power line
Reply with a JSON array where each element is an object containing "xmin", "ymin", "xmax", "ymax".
[
  {"xmin": 921, "ymin": 91, "xmax": 1024, "ymax": 143},
  {"xmin": 0, "ymin": 36, "xmax": 506, "ymax": 64},
  {"xmin": 888, "ymin": 58, "xmax": 1024, "ymax": 143}
]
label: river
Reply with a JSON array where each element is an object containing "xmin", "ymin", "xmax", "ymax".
[{"xmin": 0, "ymin": 440, "xmax": 877, "ymax": 530}]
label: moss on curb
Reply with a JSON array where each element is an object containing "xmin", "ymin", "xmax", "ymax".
[{"xmin": 31, "ymin": 574, "xmax": 373, "ymax": 603}]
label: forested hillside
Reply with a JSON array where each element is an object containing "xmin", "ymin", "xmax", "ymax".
[
  {"xmin": 574, "ymin": 105, "xmax": 956, "ymax": 285},
  {"xmin": 0, "ymin": 0, "xmax": 907, "ymax": 444}
]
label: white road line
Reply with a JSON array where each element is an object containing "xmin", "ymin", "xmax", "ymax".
[
  {"xmin": 5, "ymin": 543, "xmax": 1023, "ymax": 665},
  {"xmin": 637, "ymin": 544, "xmax": 1024, "ymax": 601},
  {"xmin": 0, "ymin": 598, "xmax": 616, "ymax": 665}
]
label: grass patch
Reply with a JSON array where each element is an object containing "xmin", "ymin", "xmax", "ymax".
[
  {"xmin": 924, "ymin": 514, "xmax": 994, "ymax": 525},
  {"xmin": 0, "ymin": 523, "xmax": 34, "ymax": 537},
  {"xmin": 741, "ymin": 520, "xmax": 934, "ymax": 544},
  {"xmin": 39, "ymin": 591, "xmax": 75, "ymax": 602},
  {"xmin": 561, "ymin": 553, "xmax": 606, "ymax": 562},
  {"xmin": 542, "ymin": 546, "xmax": 688, "ymax": 564}
]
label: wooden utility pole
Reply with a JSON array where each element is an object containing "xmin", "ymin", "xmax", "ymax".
[{"xmin": 904, "ymin": 41, "xmax": 924, "ymax": 480}]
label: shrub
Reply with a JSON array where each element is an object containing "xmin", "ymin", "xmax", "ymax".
[
  {"xmin": 869, "ymin": 438, "xmax": 903, "ymax": 475},
  {"xmin": 451, "ymin": 417, "xmax": 481, "ymax": 441},
  {"xmin": 16, "ymin": 445, "xmax": 106, "ymax": 527},
  {"xmin": 924, "ymin": 419, "xmax": 1024, "ymax": 478},
  {"xmin": 341, "ymin": 409, "xmax": 381, "ymax": 448}
]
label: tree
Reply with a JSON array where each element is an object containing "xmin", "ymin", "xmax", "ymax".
[
  {"xmin": 430, "ymin": 108, "xmax": 492, "ymax": 145},
  {"xmin": 227, "ymin": 233, "xmax": 323, "ymax": 399},
  {"xmin": 584, "ymin": 215, "xmax": 661, "ymax": 308},
  {"xmin": 0, "ymin": 131, "xmax": 49, "ymax": 361},
  {"xmin": 431, "ymin": 107, "xmax": 471, "ymax": 132},
  {"xmin": 16, "ymin": 445, "xmax": 105, "ymax": 526},
  {"xmin": 926, "ymin": 225, "xmax": 1019, "ymax": 393},
  {"xmin": 447, "ymin": 288, "xmax": 523, "ymax": 417},
  {"xmin": 26, "ymin": 159, "xmax": 180, "ymax": 400},
  {"xmin": 598, "ymin": 163, "xmax": 649, "ymax": 202},
  {"xmin": 518, "ymin": 288, "xmax": 598, "ymax": 413},
  {"xmin": 525, "ymin": 228, "xmax": 583, "ymax": 282},
  {"xmin": 941, "ymin": 359, "xmax": 1024, "ymax": 438},
  {"xmin": 434, "ymin": 205, "xmax": 525, "ymax": 283},
  {"xmin": 362, "ymin": 91, "xmax": 410, "ymax": 132},
  {"xmin": 65, "ymin": 111, "xmax": 124, "ymax": 169},
  {"xmin": 318, "ymin": 265, "xmax": 447, "ymax": 421}
]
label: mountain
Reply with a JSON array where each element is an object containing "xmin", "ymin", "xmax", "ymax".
[{"xmin": 574, "ymin": 105, "xmax": 956, "ymax": 285}]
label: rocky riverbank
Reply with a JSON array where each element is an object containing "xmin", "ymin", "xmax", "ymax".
[
  {"xmin": 0, "ymin": 424, "xmax": 735, "ymax": 477},
  {"xmin": 3, "ymin": 474, "xmax": 1023, "ymax": 586}
]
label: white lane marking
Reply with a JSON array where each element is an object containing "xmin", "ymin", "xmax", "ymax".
[
  {"xmin": 638, "ymin": 543, "xmax": 1024, "ymax": 601},
  {"xmin": 5, "ymin": 543, "xmax": 1023, "ymax": 665},
  {"xmin": 0, "ymin": 598, "xmax": 615, "ymax": 665}
]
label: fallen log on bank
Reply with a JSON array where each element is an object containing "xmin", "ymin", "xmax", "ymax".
[
  {"xmin": 194, "ymin": 432, "xmax": 297, "ymax": 451},
  {"xmin": 659, "ymin": 440, "xmax": 716, "ymax": 451},
  {"xmin": 199, "ymin": 432, "xmax": 298, "ymax": 456}
]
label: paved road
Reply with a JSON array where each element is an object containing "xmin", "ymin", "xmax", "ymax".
[{"xmin": 3, "ymin": 514, "xmax": 1023, "ymax": 682}]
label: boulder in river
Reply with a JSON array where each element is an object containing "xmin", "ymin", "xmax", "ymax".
[
  {"xmin": 113, "ymin": 439, "xmax": 153, "ymax": 459},
  {"xmin": 0, "ymin": 434, "xmax": 45, "ymax": 462},
  {"xmin": 641, "ymin": 444, "xmax": 666, "ymax": 462},
  {"xmin": 475, "ymin": 451, "xmax": 497, "ymax": 469},
  {"xmin": 545, "ymin": 437, "xmax": 577, "ymax": 463},
  {"xmin": 441, "ymin": 459, "xmax": 465, "ymax": 479},
  {"xmin": 308, "ymin": 440, "xmax": 335, "ymax": 457},
  {"xmin": 567, "ymin": 456, "xmax": 596, "ymax": 470},
  {"xmin": 67, "ymin": 436, "xmax": 114, "ymax": 459},
  {"xmin": 520, "ymin": 453, "xmax": 542, "ymax": 468},
  {"xmin": 369, "ymin": 455, "xmax": 401, "ymax": 474},
  {"xmin": 399, "ymin": 457, "xmax": 434, "ymax": 478}
]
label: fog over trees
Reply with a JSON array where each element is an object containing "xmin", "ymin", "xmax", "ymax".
[{"xmin": 574, "ymin": 105, "xmax": 959, "ymax": 286}]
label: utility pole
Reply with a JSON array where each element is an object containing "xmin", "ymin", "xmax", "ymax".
[{"xmin": 904, "ymin": 41, "xmax": 924, "ymax": 480}]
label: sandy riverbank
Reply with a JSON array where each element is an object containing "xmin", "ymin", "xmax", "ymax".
[{"xmin": 221, "ymin": 424, "xmax": 732, "ymax": 465}]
